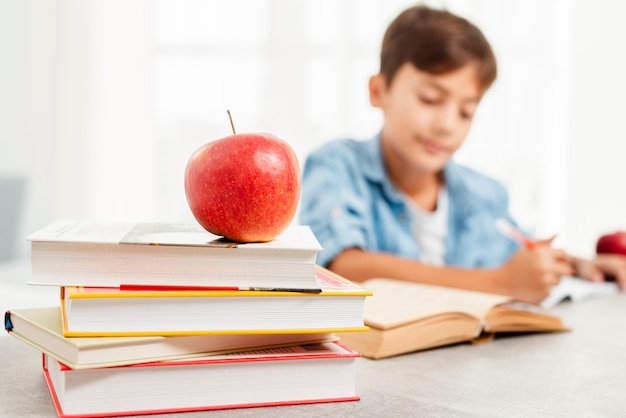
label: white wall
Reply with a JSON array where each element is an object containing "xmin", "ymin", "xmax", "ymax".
[
  {"xmin": 1, "ymin": 0, "xmax": 625, "ymax": 260},
  {"xmin": 564, "ymin": 0, "xmax": 626, "ymax": 257},
  {"xmin": 1, "ymin": 1, "xmax": 156, "ymax": 258},
  {"xmin": 0, "ymin": 1, "xmax": 75, "ymax": 257}
]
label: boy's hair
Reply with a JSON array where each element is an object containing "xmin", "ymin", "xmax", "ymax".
[{"xmin": 380, "ymin": 5, "xmax": 497, "ymax": 91}]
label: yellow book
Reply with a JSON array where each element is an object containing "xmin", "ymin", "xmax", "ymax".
[
  {"xmin": 337, "ymin": 278, "xmax": 567, "ymax": 359},
  {"xmin": 60, "ymin": 266, "xmax": 372, "ymax": 337}
]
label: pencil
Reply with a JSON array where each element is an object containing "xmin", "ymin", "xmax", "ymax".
[{"xmin": 495, "ymin": 218, "xmax": 537, "ymax": 249}]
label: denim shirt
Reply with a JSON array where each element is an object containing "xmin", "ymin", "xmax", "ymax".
[{"xmin": 300, "ymin": 134, "xmax": 521, "ymax": 268}]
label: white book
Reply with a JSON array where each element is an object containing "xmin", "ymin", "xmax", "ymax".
[
  {"xmin": 28, "ymin": 219, "xmax": 322, "ymax": 291},
  {"xmin": 541, "ymin": 276, "xmax": 620, "ymax": 309}
]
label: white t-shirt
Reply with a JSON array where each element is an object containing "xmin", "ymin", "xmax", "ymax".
[{"xmin": 404, "ymin": 186, "xmax": 449, "ymax": 266}]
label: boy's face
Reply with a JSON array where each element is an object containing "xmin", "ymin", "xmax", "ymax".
[{"xmin": 370, "ymin": 62, "xmax": 483, "ymax": 176}]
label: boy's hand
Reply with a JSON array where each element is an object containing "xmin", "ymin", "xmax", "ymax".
[
  {"xmin": 496, "ymin": 245, "xmax": 574, "ymax": 304},
  {"xmin": 571, "ymin": 254, "xmax": 626, "ymax": 289}
]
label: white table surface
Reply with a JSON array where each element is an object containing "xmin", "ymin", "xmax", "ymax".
[{"xmin": 2, "ymin": 259, "xmax": 626, "ymax": 417}]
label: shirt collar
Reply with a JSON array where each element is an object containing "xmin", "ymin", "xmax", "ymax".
[
  {"xmin": 362, "ymin": 133, "xmax": 477, "ymax": 217},
  {"xmin": 362, "ymin": 133, "xmax": 406, "ymax": 205}
]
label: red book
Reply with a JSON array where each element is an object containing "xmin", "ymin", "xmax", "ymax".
[{"xmin": 42, "ymin": 342, "xmax": 360, "ymax": 417}]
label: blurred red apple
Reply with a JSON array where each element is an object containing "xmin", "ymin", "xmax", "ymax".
[
  {"xmin": 596, "ymin": 231, "xmax": 626, "ymax": 256},
  {"xmin": 184, "ymin": 132, "xmax": 300, "ymax": 243}
]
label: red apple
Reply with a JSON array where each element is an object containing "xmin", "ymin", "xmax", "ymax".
[
  {"xmin": 596, "ymin": 231, "xmax": 626, "ymax": 256},
  {"xmin": 184, "ymin": 132, "xmax": 300, "ymax": 242}
]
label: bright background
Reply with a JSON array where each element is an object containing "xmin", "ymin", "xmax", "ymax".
[{"xmin": 1, "ymin": 0, "xmax": 626, "ymax": 261}]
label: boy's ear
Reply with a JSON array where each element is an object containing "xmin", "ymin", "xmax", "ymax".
[{"xmin": 369, "ymin": 74, "xmax": 387, "ymax": 108}]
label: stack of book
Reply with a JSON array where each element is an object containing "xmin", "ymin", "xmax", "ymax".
[{"xmin": 5, "ymin": 219, "xmax": 371, "ymax": 417}]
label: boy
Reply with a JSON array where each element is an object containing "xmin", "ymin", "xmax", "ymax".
[{"xmin": 300, "ymin": 5, "xmax": 625, "ymax": 303}]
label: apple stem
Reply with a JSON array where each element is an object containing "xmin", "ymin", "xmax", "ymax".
[{"xmin": 227, "ymin": 110, "xmax": 236, "ymax": 134}]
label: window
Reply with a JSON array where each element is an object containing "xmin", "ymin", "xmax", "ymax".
[{"xmin": 86, "ymin": 0, "xmax": 572, "ymax": 237}]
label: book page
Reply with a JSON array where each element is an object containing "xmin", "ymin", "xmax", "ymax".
[
  {"xmin": 485, "ymin": 302, "xmax": 565, "ymax": 332},
  {"xmin": 119, "ymin": 222, "xmax": 223, "ymax": 246},
  {"xmin": 26, "ymin": 219, "xmax": 135, "ymax": 243},
  {"xmin": 360, "ymin": 279, "xmax": 511, "ymax": 330},
  {"xmin": 145, "ymin": 342, "xmax": 355, "ymax": 364},
  {"xmin": 120, "ymin": 222, "xmax": 322, "ymax": 250}
]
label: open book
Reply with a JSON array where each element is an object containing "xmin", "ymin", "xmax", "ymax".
[
  {"xmin": 541, "ymin": 275, "xmax": 620, "ymax": 309},
  {"xmin": 337, "ymin": 279, "xmax": 566, "ymax": 359}
]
